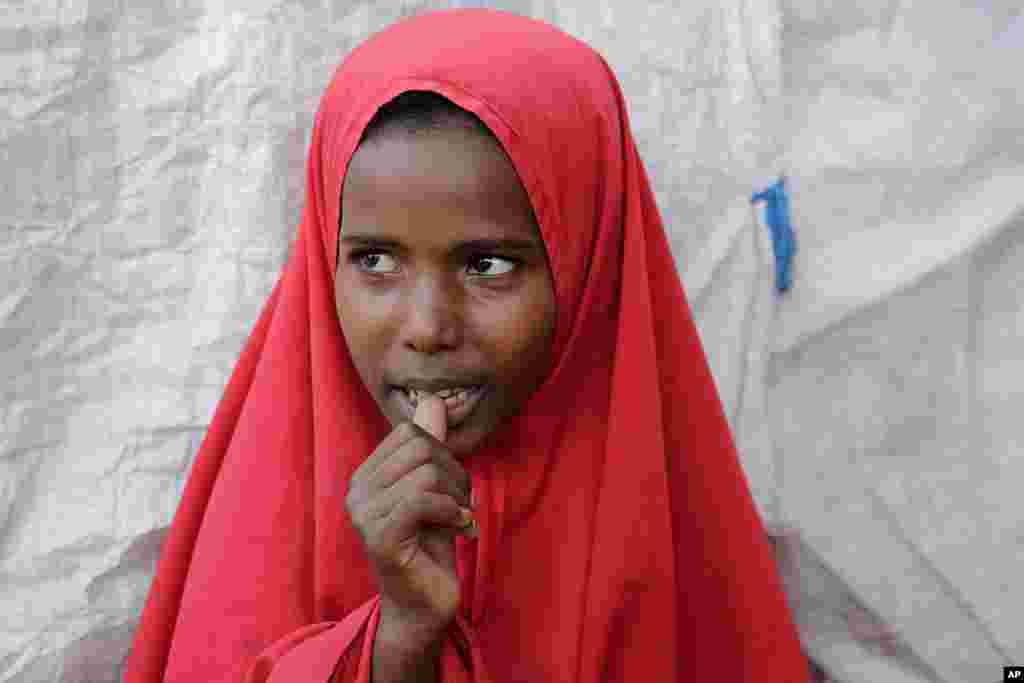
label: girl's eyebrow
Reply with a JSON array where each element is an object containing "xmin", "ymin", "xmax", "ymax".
[{"xmin": 339, "ymin": 234, "xmax": 542, "ymax": 253}]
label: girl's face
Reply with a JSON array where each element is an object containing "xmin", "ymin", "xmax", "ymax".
[{"xmin": 335, "ymin": 124, "xmax": 557, "ymax": 456}]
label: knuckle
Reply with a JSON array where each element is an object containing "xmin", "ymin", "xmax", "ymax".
[
  {"xmin": 344, "ymin": 486, "xmax": 363, "ymax": 513},
  {"xmin": 399, "ymin": 493, "xmax": 426, "ymax": 517},
  {"xmin": 399, "ymin": 421, "xmax": 420, "ymax": 439},
  {"xmin": 346, "ymin": 504, "xmax": 367, "ymax": 531},
  {"xmin": 419, "ymin": 463, "xmax": 442, "ymax": 488},
  {"xmin": 377, "ymin": 502, "xmax": 413, "ymax": 541},
  {"xmin": 383, "ymin": 495, "xmax": 409, "ymax": 523}
]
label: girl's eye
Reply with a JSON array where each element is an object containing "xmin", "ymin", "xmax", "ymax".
[
  {"xmin": 349, "ymin": 250, "xmax": 519, "ymax": 278},
  {"xmin": 467, "ymin": 255, "xmax": 518, "ymax": 277},
  {"xmin": 351, "ymin": 250, "xmax": 399, "ymax": 274}
]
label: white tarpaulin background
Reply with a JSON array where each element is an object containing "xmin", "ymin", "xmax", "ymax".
[{"xmin": 2, "ymin": 1, "xmax": 1021, "ymax": 681}]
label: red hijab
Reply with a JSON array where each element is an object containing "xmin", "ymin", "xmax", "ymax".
[{"xmin": 124, "ymin": 9, "xmax": 809, "ymax": 682}]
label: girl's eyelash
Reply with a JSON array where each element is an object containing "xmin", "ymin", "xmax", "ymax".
[
  {"xmin": 347, "ymin": 249, "xmax": 521, "ymax": 275},
  {"xmin": 348, "ymin": 249, "xmax": 386, "ymax": 268}
]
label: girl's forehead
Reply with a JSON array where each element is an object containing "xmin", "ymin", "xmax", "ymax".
[
  {"xmin": 347, "ymin": 126, "xmax": 512, "ymax": 183},
  {"xmin": 343, "ymin": 128, "xmax": 538, "ymax": 227}
]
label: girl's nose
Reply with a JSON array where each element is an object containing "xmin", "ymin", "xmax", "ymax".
[{"xmin": 402, "ymin": 275, "xmax": 462, "ymax": 353}]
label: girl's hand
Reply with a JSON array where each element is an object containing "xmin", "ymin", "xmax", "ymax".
[{"xmin": 346, "ymin": 393, "xmax": 476, "ymax": 647}]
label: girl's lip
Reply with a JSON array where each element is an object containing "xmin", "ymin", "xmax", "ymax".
[{"xmin": 392, "ymin": 384, "xmax": 489, "ymax": 429}]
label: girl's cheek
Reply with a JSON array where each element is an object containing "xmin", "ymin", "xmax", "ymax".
[{"xmin": 346, "ymin": 282, "xmax": 399, "ymax": 320}]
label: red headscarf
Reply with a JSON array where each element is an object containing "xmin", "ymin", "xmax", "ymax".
[{"xmin": 124, "ymin": 8, "xmax": 809, "ymax": 682}]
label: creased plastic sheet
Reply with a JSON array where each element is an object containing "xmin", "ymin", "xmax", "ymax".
[{"xmin": 1, "ymin": 1, "xmax": 1020, "ymax": 681}]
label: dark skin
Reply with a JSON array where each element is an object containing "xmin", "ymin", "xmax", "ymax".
[
  {"xmin": 335, "ymin": 122, "xmax": 557, "ymax": 681},
  {"xmin": 335, "ymin": 123, "xmax": 557, "ymax": 457}
]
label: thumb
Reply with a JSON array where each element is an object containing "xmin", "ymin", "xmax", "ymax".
[{"xmin": 413, "ymin": 392, "xmax": 448, "ymax": 443}]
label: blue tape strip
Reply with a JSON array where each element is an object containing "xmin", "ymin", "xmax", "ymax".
[{"xmin": 751, "ymin": 177, "xmax": 796, "ymax": 293}]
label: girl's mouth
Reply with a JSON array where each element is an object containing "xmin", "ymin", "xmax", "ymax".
[{"xmin": 392, "ymin": 384, "xmax": 488, "ymax": 429}]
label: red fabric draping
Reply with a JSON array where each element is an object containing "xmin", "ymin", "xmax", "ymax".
[{"xmin": 123, "ymin": 8, "xmax": 810, "ymax": 682}]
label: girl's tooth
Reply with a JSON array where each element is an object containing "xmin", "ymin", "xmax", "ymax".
[
  {"xmin": 407, "ymin": 386, "xmax": 477, "ymax": 407},
  {"xmin": 442, "ymin": 388, "xmax": 473, "ymax": 407},
  {"xmin": 442, "ymin": 392, "xmax": 462, "ymax": 406}
]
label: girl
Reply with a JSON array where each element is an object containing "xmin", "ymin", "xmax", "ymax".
[{"xmin": 124, "ymin": 9, "xmax": 810, "ymax": 682}]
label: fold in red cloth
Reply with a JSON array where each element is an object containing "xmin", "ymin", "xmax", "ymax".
[{"xmin": 124, "ymin": 8, "xmax": 810, "ymax": 682}]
